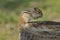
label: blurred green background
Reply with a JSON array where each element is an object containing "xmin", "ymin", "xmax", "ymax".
[
  {"xmin": 0, "ymin": 0, "xmax": 60, "ymax": 40},
  {"xmin": 0, "ymin": 0, "xmax": 60, "ymax": 24}
]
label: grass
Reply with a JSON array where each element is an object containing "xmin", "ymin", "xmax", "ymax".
[{"xmin": 0, "ymin": 26, "xmax": 18, "ymax": 40}]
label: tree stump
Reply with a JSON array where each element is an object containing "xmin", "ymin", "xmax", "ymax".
[{"xmin": 19, "ymin": 21, "xmax": 60, "ymax": 40}]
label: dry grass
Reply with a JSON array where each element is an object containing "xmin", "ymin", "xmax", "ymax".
[{"xmin": 0, "ymin": 24, "xmax": 19, "ymax": 40}]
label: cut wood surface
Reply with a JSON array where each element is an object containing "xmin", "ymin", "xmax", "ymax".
[{"xmin": 28, "ymin": 21, "xmax": 60, "ymax": 25}]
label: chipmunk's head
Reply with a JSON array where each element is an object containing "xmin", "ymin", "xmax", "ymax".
[
  {"xmin": 21, "ymin": 8, "xmax": 42, "ymax": 20},
  {"xmin": 32, "ymin": 7, "xmax": 43, "ymax": 19}
]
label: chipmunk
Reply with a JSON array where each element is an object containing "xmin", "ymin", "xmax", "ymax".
[{"xmin": 15, "ymin": 7, "xmax": 43, "ymax": 31}]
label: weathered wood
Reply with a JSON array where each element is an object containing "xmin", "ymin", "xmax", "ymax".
[
  {"xmin": 28, "ymin": 21, "xmax": 60, "ymax": 25},
  {"xmin": 20, "ymin": 21, "xmax": 60, "ymax": 40},
  {"xmin": 20, "ymin": 29, "xmax": 60, "ymax": 40}
]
